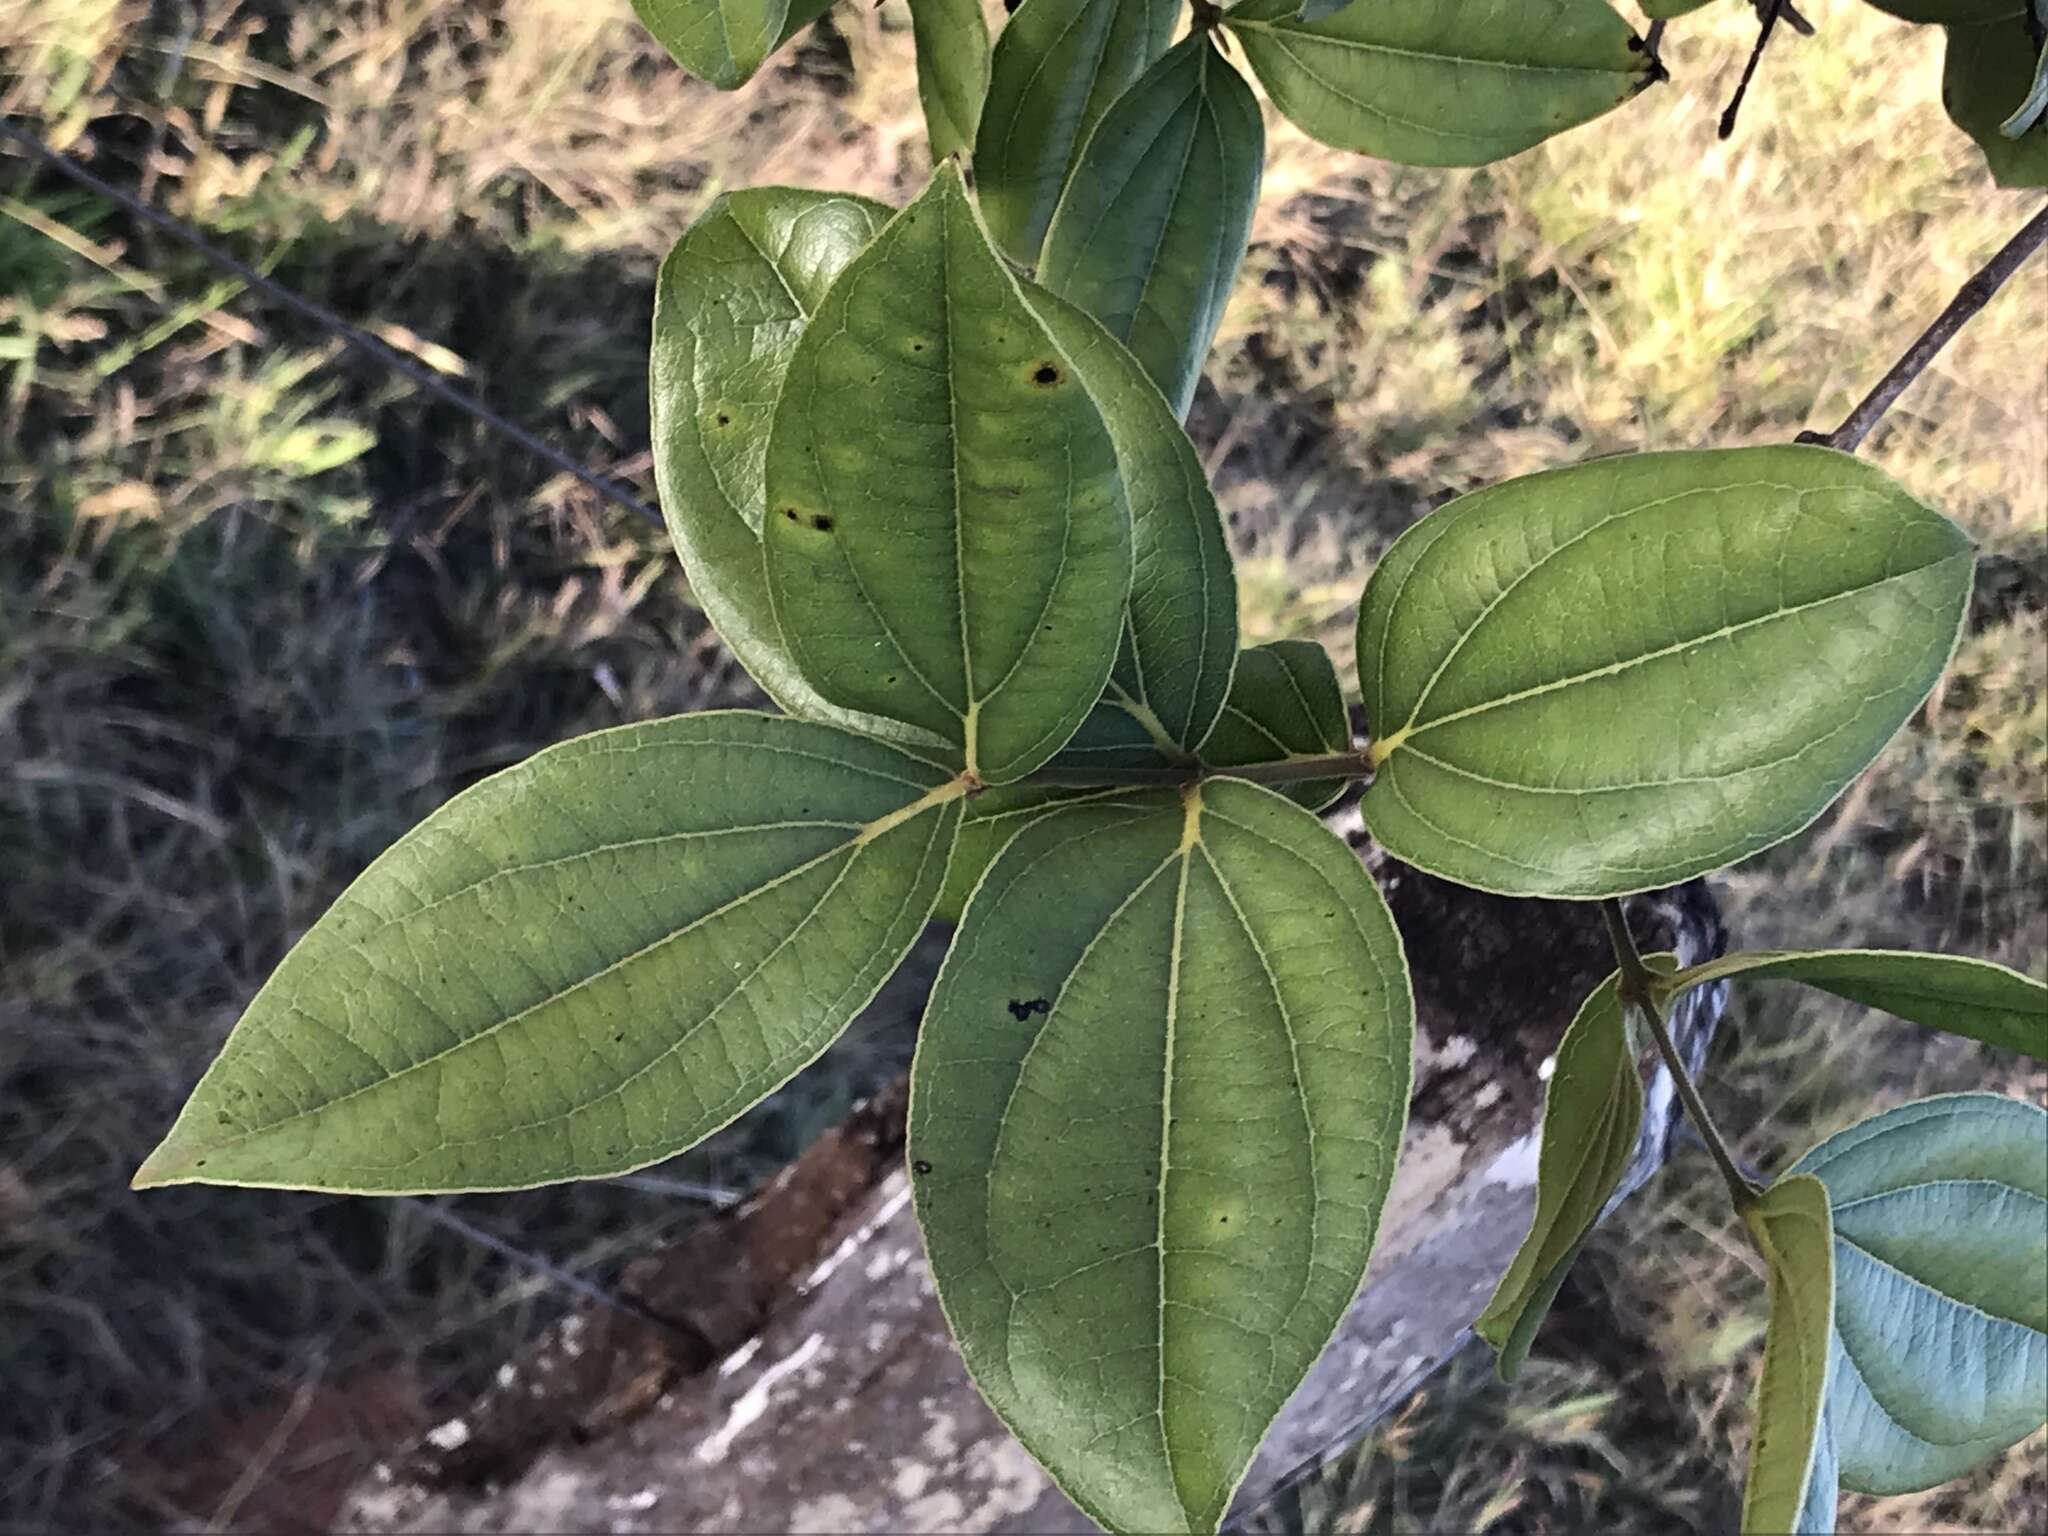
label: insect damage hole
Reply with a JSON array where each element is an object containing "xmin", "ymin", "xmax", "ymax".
[{"xmin": 1029, "ymin": 361, "xmax": 1062, "ymax": 388}]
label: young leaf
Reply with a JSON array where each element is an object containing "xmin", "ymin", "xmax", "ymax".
[
  {"xmin": 1661, "ymin": 949, "xmax": 2048, "ymax": 1063},
  {"xmin": 1038, "ymin": 35, "xmax": 1264, "ymax": 419},
  {"xmin": 1943, "ymin": 14, "xmax": 2048, "ymax": 188},
  {"xmin": 973, "ymin": 0, "xmax": 1181, "ymax": 264},
  {"xmin": 1356, "ymin": 446, "xmax": 1974, "ymax": 898},
  {"xmin": 911, "ymin": 782, "xmax": 1413, "ymax": 1534},
  {"xmin": 762, "ymin": 164, "xmax": 1133, "ymax": 785},
  {"xmin": 1222, "ymin": 0, "xmax": 1651, "ymax": 167},
  {"xmin": 1028, "ymin": 287, "xmax": 1239, "ymax": 762},
  {"xmin": 908, "ymin": 0, "xmax": 992, "ymax": 159},
  {"xmin": 652, "ymin": 187, "xmax": 948, "ymax": 748},
  {"xmin": 1740, "ymin": 1174, "xmax": 1837, "ymax": 1536},
  {"xmin": 134, "ymin": 713, "xmax": 965, "ymax": 1194},
  {"xmin": 1199, "ymin": 640, "xmax": 1354, "ymax": 810},
  {"xmin": 1475, "ymin": 962, "xmax": 1674, "ymax": 1379},
  {"xmin": 1790, "ymin": 1093, "xmax": 2048, "ymax": 1494},
  {"xmin": 630, "ymin": 0, "xmax": 832, "ymax": 90}
]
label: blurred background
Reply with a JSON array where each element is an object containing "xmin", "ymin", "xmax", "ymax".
[{"xmin": 1, "ymin": 1, "xmax": 2042, "ymax": 1531}]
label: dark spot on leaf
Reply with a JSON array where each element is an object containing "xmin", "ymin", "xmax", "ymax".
[
  {"xmin": 715, "ymin": 412, "xmax": 731, "ymax": 426},
  {"xmin": 810, "ymin": 513, "xmax": 834, "ymax": 532},
  {"xmin": 913, "ymin": 1159, "xmax": 933, "ymax": 1175},
  {"xmin": 1030, "ymin": 361, "xmax": 1061, "ymax": 387},
  {"xmin": 781, "ymin": 507, "xmax": 801, "ymax": 522},
  {"xmin": 1007, "ymin": 997, "xmax": 1050, "ymax": 1021}
]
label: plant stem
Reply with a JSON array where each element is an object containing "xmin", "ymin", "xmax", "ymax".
[
  {"xmin": 1023, "ymin": 749, "xmax": 1372, "ymax": 792},
  {"xmin": 1599, "ymin": 899, "xmax": 1761, "ymax": 1208},
  {"xmin": 1799, "ymin": 201, "xmax": 2048, "ymax": 454}
]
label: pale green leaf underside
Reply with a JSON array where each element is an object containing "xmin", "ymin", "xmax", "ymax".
[
  {"xmin": 1358, "ymin": 446, "xmax": 1974, "ymax": 898},
  {"xmin": 908, "ymin": 0, "xmax": 992, "ymax": 159},
  {"xmin": 1199, "ymin": 640, "xmax": 1352, "ymax": 811},
  {"xmin": 1666, "ymin": 948, "xmax": 2048, "ymax": 1063},
  {"xmin": 650, "ymin": 187, "xmax": 950, "ymax": 751},
  {"xmin": 911, "ymin": 781, "xmax": 1413, "ymax": 1534},
  {"xmin": 1791, "ymin": 1093, "xmax": 2048, "ymax": 1495},
  {"xmin": 1223, "ymin": 0, "xmax": 1649, "ymax": 167},
  {"xmin": 1039, "ymin": 35, "xmax": 1264, "ymax": 419},
  {"xmin": 1027, "ymin": 286, "xmax": 1239, "ymax": 760},
  {"xmin": 1943, "ymin": 15, "xmax": 2048, "ymax": 188},
  {"xmin": 974, "ymin": 0, "xmax": 1181, "ymax": 264},
  {"xmin": 763, "ymin": 165, "xmax": 1132, "ymax": 784},
  {"xmin": 631, "ymin": 0, "xmax": 831, "ymax": 89},
  {"xmin": 1637, "ymin": 0, "xmax": 1721, "ymax": 16},
  {"xmin": 1741, "ymin": 1174, "xmax": 1836, "ymax": 1536},
  {"xmin": 1476, "ymin": 962, "xmax": 1675, "ymax": 1379},
  {"xmin": 135, "ymin": 713, "xmax": 963, "ymax": 1193}
]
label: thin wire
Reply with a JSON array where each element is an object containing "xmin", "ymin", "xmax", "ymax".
[{"xmin": 0, "ymin": 117, "xmax": 664, "ymax": 530}]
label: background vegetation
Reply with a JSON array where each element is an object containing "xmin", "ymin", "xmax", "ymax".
[{"xmin": 1, "ymin": 1, "xmax": 2041, "ymax": 1529}]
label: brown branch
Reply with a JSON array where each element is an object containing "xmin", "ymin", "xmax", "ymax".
[{"xmin": 1798, "ymin": 202, "xmax": 2048, "ymax": 454}]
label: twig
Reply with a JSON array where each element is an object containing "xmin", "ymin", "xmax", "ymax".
[
  {"xmin": 1799, "ymin": 202, "xmax": 2048, "ymax": 454},
  {"xmin": 0, "ymin": 118, "xmax": 664, "ymax": 530},
  {"xmin": 1720, "ymin": 0, "xmax": 1787, "ymax": 140},
  {"xmin": 1599, "ymin": 900, "xmax": 1760, "ymax": 1208}
]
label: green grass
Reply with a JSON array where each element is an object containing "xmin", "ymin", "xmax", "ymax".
[{"xmin": 1, "ymin": 0, "xmax": 2042, "ymax": 1530}]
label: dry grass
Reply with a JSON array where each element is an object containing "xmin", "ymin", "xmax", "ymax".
[{"xmin": 0, "ymin": 0, "xmax": 2042, "ymax": 1530}]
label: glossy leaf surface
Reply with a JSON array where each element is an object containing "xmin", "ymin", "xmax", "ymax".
[
  {"xmin": 1357, "ymin": 446, "xmax": 1974, "ymax": 897},
  {"xmin": 912, "ymin": 782, "xmax": 1412, "ymax": 1533},
  {"xmin": 1223, "ymin": 0, "xmax": 1649, "ymax": 167},
  {"xmin": 974, "ymin": 0, "xmax": 1181, "ymax": 264},
  {"xmin": 1039, "ymin": 35, "xmax": 1264, "ymax": 418},
  {"xmin": 1663, "ymin": 949, "xmax": 2047, "ymax": 1062},
  {"xmin": 1029, "ymin": 288, "xmax": 1238, "ymax": 765},
  {"xmin": 631, "ymin": 0, "xmax": 832, "ymax": 89},
  {"xmin": 1476, "ymin": 964, "xmax": 1672, "ymax": 1378},
  {"xmin": 1791, "ymin": 1094, "xmax": 2048, "ymax": 1494},
  {"xmin": 1199, "ymin": 640, "xmax": 1352, "ymax": 811},
  {"xmin": 136, "ymin": 714, "xmax": 964, "ymax": 1192},
  {"xmin": 652, "ymin": 187, "xmax": 944, "ymax": 745},
  {"xmin": 763, "ymin": 166, "xmax": 1132, "ymax": 784},
  {"xmin": 1740, "ymin": 1175, "xmax": 1837, "ymax": 1536},
  {"xmin": 908, "ymin": 0, "xmax": 992, "ymax": 158}
]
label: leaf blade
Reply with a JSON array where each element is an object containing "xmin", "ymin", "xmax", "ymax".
[
  {"xmin": 1356, "ymin": 446, "xmax": 1974, "ymax": 898},
  {"xmin": 1943, "ymin": 15, "xmax": 2048, "ymax": 187},
  {"xmin": 908, "ymin": 0, "xmax": 992, "ymax": 158},
  {"xmin": 135, "ymin": 713, "xmax": 964, "ymax": 1193},
  {"xmin": 1740, "ymin": 1174, "xmax": 1837, "ymax": 1536},
  {"xmin": 912, "ymin": 781, "xmax": 1413, "ymax": 1533},
  {"xmin": 631, "ymin": 0, "xmax": 830, "ymax": 89},
  {"xmin": 1223, "ymin": 0, "xmax": 1649, "ymax": 167},
  {"xmin": 1663, "ymin": 949, "xmax": 2047, "ymax": 1062},
  {"xmin": 1039, "ymin": 35, "xmax": 1264, "ymax": 418},
  {"xmin": 1790, "ymin": 1093, "xmax": 2048, "ymax": 1494},
  {"xmin": 973, "ymin": 0, "xmax": 1181, "ymax": 264},
  {"xmin": 1199, "ymin": 640, "xmax": 1352, "ymax": 810},
  {"xmin": 762, "ymin": 164, "xmax": 1133, "ymax": 784}
]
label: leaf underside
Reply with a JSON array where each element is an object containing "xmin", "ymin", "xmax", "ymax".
[
  {"xmin": 1357, "ymin": 446, "xmax": 1974, "ymax": 898},
  {"xmin": 1791, "ymin": 1093, "xmax": 2048, "ymax": 1495},
  {"xmin": 1199, "ymin": 640, "xmax": 1353, "ymax": 811},
  {"xmin": 135, "ymin": 713, "xmax": 963, "ymax": 1193},
  {"xmin": 911, "ymin": 780, "xmax": 1412, "ymax": 1534},
  {"xmin": 1740, "ymin": 1174, "xmax": 1837, "ymax": 1536},
  {"xmin": 1942, "ymin": 13, "xmax": 2048, "ymax": 188}
]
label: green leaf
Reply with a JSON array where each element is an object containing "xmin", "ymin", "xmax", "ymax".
[
  {"xmin": 1199, "ymin": 640, "xmax": 1352, "ymax": 811},
  {"xmin": 934, "ymin": 781, "xmax": 1116, "ymax": 924},
  {"xmin": 1740, "ymin": 1174, "xmax": 1837, "ymax": 1536},
  {"xmin": 652, "ymin": 187, "xmax": 949, "ymax": 748},
  {"xmin": 630, "ymin": 0, "xmax": 833, "ymax": 89},
  {"xmin": 1027, "ymin": 287, "xmax": 1239, "ymax": 761},
  {"xmin": 908, "ymin": 0, "xmax": 992, "ymax": 159},
  {"xmin": 1857, "ymin": 2, "xmax": 2026, "ymax": 23},
  {"xmin": 1222, "ymin": 0, "xmax": 1650, "ymax": 167},
  {"xmin": 1294, "ymin": 0, "xmax": 1354, "ymax": 20},
  {"xmin": 1801, "ymin": 1402, "xmax": 1840, "ymax": 1536},
  {"xmin": 1943, "ymin": 15, "xmax": 2048, "ymax": 187},
  {"xmin": 762, "ymin": 164, "xmax": 1133, "ymax": 785},
  {"xmin": 912, "ymin": 781, "xmax": 1413, "ymax": 1534},
  {"xmin": 1662, "ymin": 949, "xmax": 2048, "ymax": 1063},
  {"xmin": 1356, "ymin": 446, "xmax": 1975, "ymax": 898},
  {"xmin": 1476, "ymin": 962, "xmax": 1673, "ymax": 1379},
  {"xmin": 1039, "ymin": 35, "xmax": 1264, "ymax": 419},
  {"xmin": 1790, "ymin": 1093, "xmax": 2048, "ymax": 1494},
  {"xmin": 1638, "ymin": 0, "xmax": 1723, "ymax": 16},
  {"xmin": 134, "ymin": 713, "xmax": 965, "ymax": 1194},
  {"xmin": 973, "ymin": 0, "xmax": 1181, "ymax": 265}
]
